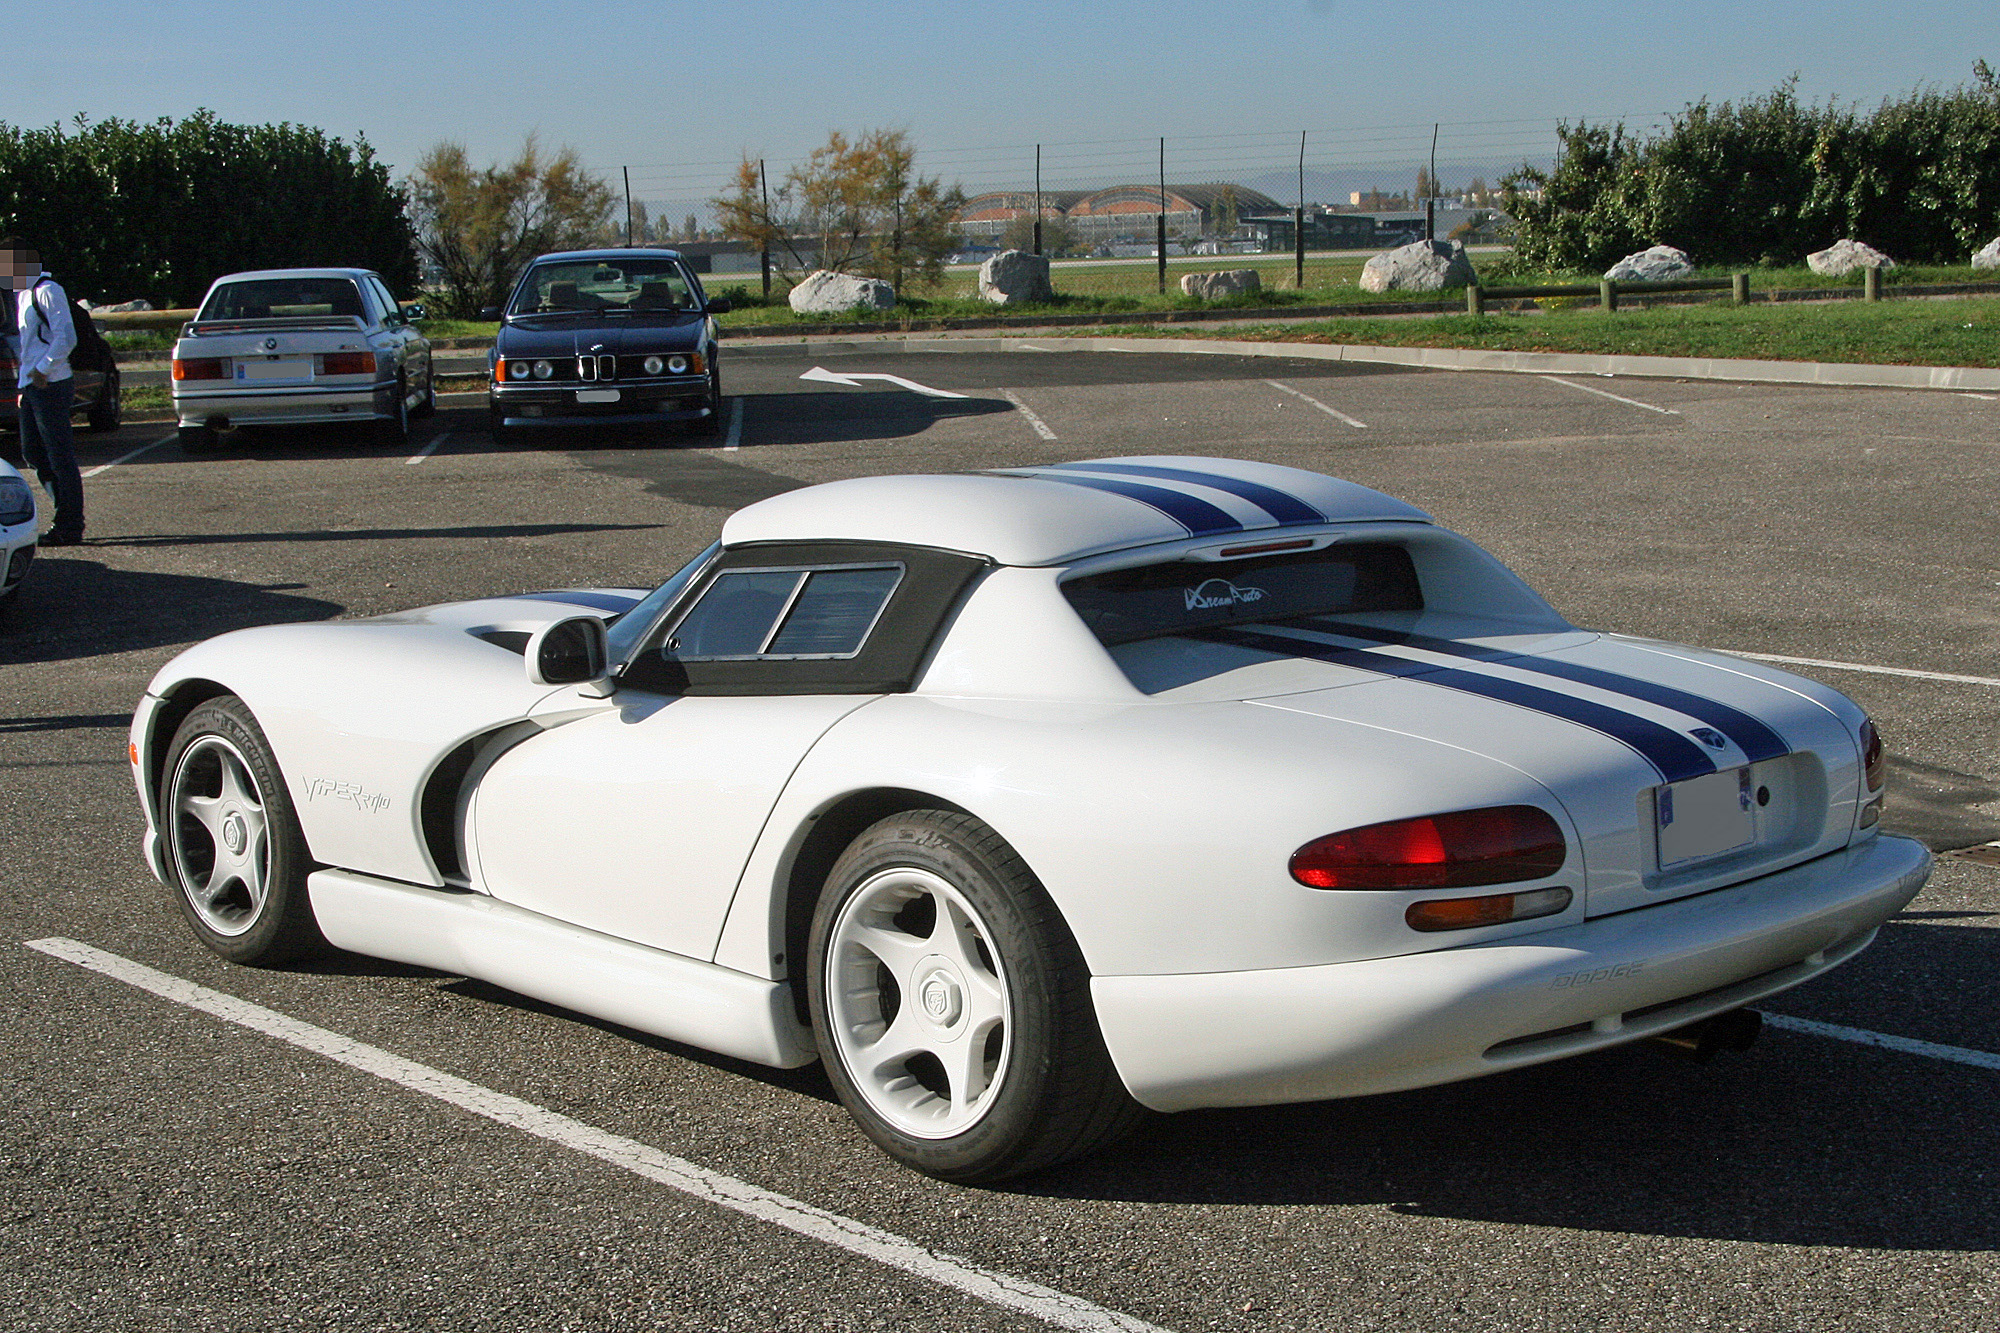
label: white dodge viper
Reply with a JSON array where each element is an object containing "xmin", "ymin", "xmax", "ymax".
[{"xmin": 130, "ymin": 456, "xmax": 1932, "ymax": 1181}]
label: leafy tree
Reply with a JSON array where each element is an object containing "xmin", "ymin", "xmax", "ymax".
[
  {"xmin": 1000, "ymin": 211, "xmax": 1080, "ymax": 256},
  {"xmin": 407, "ymin": 137, "xmax": 615, "ymax": 317},
  {"xmin": 713, "ymin": 129, "xmax": 965, "ymax": 289},
  {"xmin": 0, "ymin": 110, "xmax": 416, "ymax": 306}
]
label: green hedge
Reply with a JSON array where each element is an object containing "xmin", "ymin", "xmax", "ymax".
[
  {"xmin": 1504, "ymin": 70, "xmax": 2000, "ymax": 270},
  {"xmin": 0, "ymin": 110, "xmax": 418, "ymax": 307}
]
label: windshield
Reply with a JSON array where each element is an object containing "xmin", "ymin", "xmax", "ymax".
[
  {"xmin": 606, "ymin": 542, "xmax": 721, "ymax": 665},
  {"xmin": 509, "ymin": 258, "xmax": 701, "ymax": 317},
  {"xmin": 200, "ymin": 277, "xmax": 369, "ymax": 321}
]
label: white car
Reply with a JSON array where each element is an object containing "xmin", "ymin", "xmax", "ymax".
[
  {"xmin": 170, "ymin": 268, "xmax": 433, "ymax": 452},
  {"xmin": 130, "ymin": 456, "xmax": 1931, "ymax": 1181},
  {"xmin": 1, "ymin": 458, "xmax": 37, "ymax": 604}
]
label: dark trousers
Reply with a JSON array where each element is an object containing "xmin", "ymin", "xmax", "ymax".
[{"xmin": 18, "ymin": 377, "xmax": 83, "ymax": 537}]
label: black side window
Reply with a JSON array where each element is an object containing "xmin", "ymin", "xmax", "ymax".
[{"xmin": 620, "ymin": 543, "xmax": 986, "ymax": 697}]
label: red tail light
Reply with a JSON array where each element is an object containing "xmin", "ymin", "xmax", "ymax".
[
  {"xmin": 316, "ymin": 351, "xmax": 376, "ymax": 376},
  {"xmin": 173, "ymin": 357, "xmax": 226, "ymax": 381},
  {"xmin": 1860, "ymin": 719, "xmax": 1884, "ymax": 791},
  {"xmin": 1290, "ymin": 806, "xmax": 1566, "ymax": 890}
]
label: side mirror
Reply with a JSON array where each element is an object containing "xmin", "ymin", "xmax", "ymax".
[
  {"xmin": 402, "ymin": 302, "xmax": 427, "ymax": 321},
  {"xmin": 479, "ymin": 305, "xmax": 502, "ymax": 321},
  {"xmin": 526, "ymin": 615, "xmax": 610, "ymax": 690},
  {"xmin": 705, "ymin": 296, "xmax": 732, "ymax": 314}
]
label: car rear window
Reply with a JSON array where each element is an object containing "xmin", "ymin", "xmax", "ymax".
[
  {"xmin": 200, "ymin": 278, "xmax": 369, "ymax": 321},
  {"xmin": 671, "ymin": 564, "xmax": 904, "ymax": 660},
  {"xmin": 1062, "ymin": 543, "xmax": 1423, "ymax": 646}
]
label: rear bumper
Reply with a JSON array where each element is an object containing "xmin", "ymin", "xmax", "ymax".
[
  {"xmin": 1092, "ymin": 834, "xmax": 1932, "ymax": 1112},
  {"xmin": 174, "ymin": 383, "xmax": 389, "ymax": 428}
]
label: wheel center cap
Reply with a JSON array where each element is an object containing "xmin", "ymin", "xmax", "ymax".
[
  {"xmin": 915, "ymin": 961, "xmax": 964, "ymax": 1029},
  {"xmin": 221, "ymin": 814, "xmax": 247, "ymax": 856}
]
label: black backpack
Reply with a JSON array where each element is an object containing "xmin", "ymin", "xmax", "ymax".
[{"xmin": 26, "ymin": 277, "xmax": 115, "ymax": 374}]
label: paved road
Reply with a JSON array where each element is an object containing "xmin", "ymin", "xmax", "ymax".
[{"xmin": 3, "ymin": 348, "xmax": 1996, "ymax": 1332}]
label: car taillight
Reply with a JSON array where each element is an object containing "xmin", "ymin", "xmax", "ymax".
[
  {"xmin": 173, "ymin": 357, "xmax": 226, "ymax": 381},
  {"xmin": 316, "ymin": 351, "xmax": 375, "ymax": 375},
  {"xmin": 1860, "ymin": 719, "xmax": 1884, "ymax": 792},
  {"xmin": 1290, "ymin": 806, "xmax": 1566, "ymax": 890}
]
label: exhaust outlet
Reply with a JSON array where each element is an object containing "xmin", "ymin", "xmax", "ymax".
[{"xmin": 1649, "ymin": 1008, "xmax": 1763, "ymax": 1063}]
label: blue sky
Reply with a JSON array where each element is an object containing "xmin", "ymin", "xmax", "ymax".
[{"xmin": 14, "ymin": 1, "xmax": 1996, "ymax": 213}]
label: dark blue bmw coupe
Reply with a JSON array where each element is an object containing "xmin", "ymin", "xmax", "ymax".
[{"xmin": 484, "ymin": 249, "xmax": 728, "ymax": 440}]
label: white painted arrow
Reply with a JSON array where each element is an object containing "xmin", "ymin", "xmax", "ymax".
[{"xmin": 800, "ymin": 365, "xmax": 968, "ymax": 399}]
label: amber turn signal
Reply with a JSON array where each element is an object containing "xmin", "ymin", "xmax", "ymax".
[{"xmin": 1406, "ymin": 886, "xmax": 1572, "ymax": 932}]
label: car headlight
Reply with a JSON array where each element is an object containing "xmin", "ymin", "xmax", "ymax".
[
  {"xmin": 667, "ymin": 354, "xmax": 689, "ymax": 374},
  {"xmin": 643, "ymin": 355, "xmax": 665, "ymax": 376},
  {"xmin": 0, "ymin": 475, "xmax": 33, "ymax": 526},
  {"xmin": 508, "ymin": 360, "xmax": 531, "ymax": 381},
  {"xmin": 532, "ymin": 359, "xmax": 554, "ymax": 380}
]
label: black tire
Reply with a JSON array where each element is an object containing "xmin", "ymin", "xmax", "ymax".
[
  {"xmin": 177, "ymin": 423, "xmax": 217, "ymax": 455},
  {"xmin": 487, "ymin": 404, "xmax": 514, "ymax": 444},
  {"xmin": 688, "ymin": 361, "xmax": 722, "ymax": 437},
  {"xmin": 411, "ymin": 369, "xmax": 437, "ymax": 420},
  {"xmin": 376, "ymin": 376, "xmax": 411, "ymax": 447},
  {"xmin": 806, "ymin": 810, "xmax": 1144, "ymax": 1183},
  {"xmin": 160, "ymin": 696, "xmax": 324, "ymax": 965},
  {"xmin": 86, "ymin": 370, "xmax": 122, "ymax": 433}
]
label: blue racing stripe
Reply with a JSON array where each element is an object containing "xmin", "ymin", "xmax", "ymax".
[
  {"xmin": 1003, "ymin": 470, "xmax": 1245, "ymax": 536},
  {"xmin": 1308, "ymin": 621, "xmax": 1789, "ymax": 762},
  {"xmin": 1207, "ymin": 626, "xmax": 1717, "ymax": 782},
  {"xmin": 1047, "ymin": 461, "xmax": 1326, "ymax": 526}
]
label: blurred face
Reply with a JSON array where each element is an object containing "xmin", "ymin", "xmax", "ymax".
[{"xmin": 1, "ymin": 248, "xmax": 41, "ymax": 290}]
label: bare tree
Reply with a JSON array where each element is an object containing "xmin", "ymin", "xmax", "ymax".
[{"xmin": 407, "ymin": 137, "xmax": 616, "ymax": 316}]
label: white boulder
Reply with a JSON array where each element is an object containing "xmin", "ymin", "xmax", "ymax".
[
  {"xmin": 1973, "ymin": 237, "xmax": 2000, "ymax": 271},
  {"xmin": 788, "ymin": 270, "xmax": 895, "ymax": 315},
  {"xmin": 1359, "ymin": 239, "xmax": 1476, "ymax": 293},
  {"xmin": 1180, "ymin": 269, "xmax": 1261, "ymax": 301},
  {"xmin": 978, "ymin": 250, "xmax": 1054, "ymax": 305},
  {"xmin": 1604, "ymin": 245, "xmax": 1694, "ymax": 283},
  {"xmin": 1807, "ymin": 239, "xmax": 1896, "ymax": 277}
]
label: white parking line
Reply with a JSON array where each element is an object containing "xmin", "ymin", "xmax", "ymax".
[
  {"xmin": 1540, "ymin": 375, "xmax": 1681, "ymax": 416},
  {"xmin": 723, "ymin": 397, "xmax": 744, "ymax": 451},
  {"xmin": 1765, "ymin": 1013, "xmax": 2000, "ymax": 1073},
  {"xmin": 82, "ymin": 432, "xmax": 176, "ymax": 479},
  {"xmin": 22, "ymin": 937, "xmax": 1170, "ymax": 1333},
  {"xmin": 1722, "ymin": 650, "xmax": 2000, "ymax": 688},
  {"xmin": 1001, "ymin": 389, "xmax": 1059, "ymax": 440},
  {"xmin": 405, "ymin": 432, "xmax": 453, "ymax": 465},
  {"xmin": 1265, "ymin": 379, "xmax": 1367, "ymax": 428},
  {"xmin": 1959, "ymin": 393, "xmax": 1997, "ymax": 402}
]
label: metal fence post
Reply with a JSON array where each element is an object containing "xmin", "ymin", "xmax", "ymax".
[{"xmin": 1600, "ymin": 279, "xmax": 1618, "ymax": 313}]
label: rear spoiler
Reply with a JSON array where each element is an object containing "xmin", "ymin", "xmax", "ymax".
[{"xmin": 183, "ymin": 316, "xmax": 369, "ymax": 337}]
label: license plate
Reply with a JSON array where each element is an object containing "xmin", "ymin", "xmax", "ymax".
[
  {"xmin": 1655, "ymin": 766, "xmax": 1755, "ymax": 867},
  {"xmin": 575, "ymin": 388, "xmax": 621, "ymax": 404},
  {"xmin": 235, "ymin": 358, "xmax": 309, "ymax": 381}
]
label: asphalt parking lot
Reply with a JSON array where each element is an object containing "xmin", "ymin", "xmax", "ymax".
[{"xmin": 3, "ymin": 345, "xmax": 1996, "ymax": 1331}]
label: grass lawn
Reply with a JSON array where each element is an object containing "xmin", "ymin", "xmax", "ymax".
[{"xmin": 1085, "ymin": 296, "xmax": 2000, "ymax": 368}]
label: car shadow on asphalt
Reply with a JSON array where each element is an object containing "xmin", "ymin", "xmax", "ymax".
[
  {"xmin": 1, "ymin": 558, "xmax": 343, "ymax": 666},
  {"xmin": 83, "ymin": 521, "xmax": 663, "ymax": 549},
  {"xmin": 1016, "ymin": 916, "xmax": 2000, "ymax": 1250}
]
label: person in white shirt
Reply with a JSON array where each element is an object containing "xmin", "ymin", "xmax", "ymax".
[{"xmin": 4, "ymin": 236, "xmax": 84, "ymax": 545}]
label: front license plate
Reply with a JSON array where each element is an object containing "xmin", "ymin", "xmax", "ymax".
[
  {"xmin": 236, "ymin": 358, "xmax": 309, "ymax": 381},
  {"xmin": 575, "ymin": 388, "xmax": 621, "ymax": 403},
  {"xmin": 1656, "ymin": 766, "xmax": 1755, "ymax": 867}
]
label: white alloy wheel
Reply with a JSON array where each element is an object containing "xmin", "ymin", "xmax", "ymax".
[
  {"xmin": 169, "ymin": 734, "xmax": 272, "ymax": 937},
  {"xmin": 824, "ymin": 865, "xmax": 1012, "ymax": 1138}
]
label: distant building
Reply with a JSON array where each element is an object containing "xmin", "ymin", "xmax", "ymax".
[{"xmin": 956, "ymin": 184, "xmax": 1284, "ymax": 247}]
